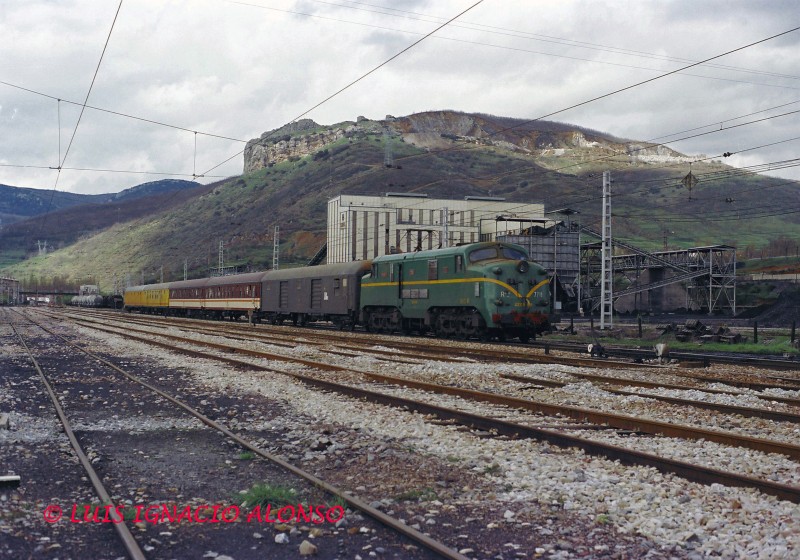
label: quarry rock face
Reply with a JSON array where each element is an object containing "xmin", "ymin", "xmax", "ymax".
[
  {"xmin": 243, "ymin": 118, "xmax": 360, "ymax": 174},
  {"xmin": 242, "ymin": 110, "xmax": 699, "ymax": 174}
]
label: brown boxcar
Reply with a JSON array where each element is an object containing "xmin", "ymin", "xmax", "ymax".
[{"xmin": 261, "ymin": 262, "xmax": 371, "ymax": 328}]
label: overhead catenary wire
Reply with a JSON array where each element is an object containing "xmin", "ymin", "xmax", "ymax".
[
  {"xmin": 229, "ymin": 0, "xmax": 800, "ymax": 84},
  {"xmin": 40, "ymin": 0, "xmax": 124, "ymax": 231},
  {"xmin": 195, "ymin": 22, "xmax": 800, "ymax": 226},
  {"xmin": 327, "ymin": 0, "xmax": 800, "ymax": 83},
  {"xmin": 0, "ymin": 79, "xmax": 249, "ymax": 144},
  {"xmin": 8, "ymin": 4, "xmax": 798, "ymax": 275},
  {"xmin": 3, "ymin": 9, "xmax": 796, "ymax": 193},
  {"xmin": 201, "ymin": 0, "xmax": 486, "ymax": 176},
  {"xmin": 0, "ymin": 163, "xmax": 227, "ymax": 179}
]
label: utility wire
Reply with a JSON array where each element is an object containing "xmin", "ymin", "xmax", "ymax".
[
  {"xmin": 0, "ymin": 79, "xmax": 248, "ymax": 143},
  {"xmin": 57, "ymin": 1, "xmax": 123, "ymax": 172},
  {"xmin": 392, "ymin": 24, "xmax": 800, "ymax": 174},
  {"xmin": 202, "ymin": 0, "xmax": 486, "ymax": 175},
  {"xmin": 0, "ymin": 163, "xmax": 227, "ymax": 178},
  {"xmin": 36, "ymin": 1, "xmax": 123, "ymax": 241},
  {"xmin": 231, "ymin": 0, "xmax": 800, "ymax": 83}
]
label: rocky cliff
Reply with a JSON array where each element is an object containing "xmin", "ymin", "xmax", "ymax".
[
  {"xmin": 243, "ymin": 118, "xmax": 363, "ymax": 174},
  {"xmin": 243, "ymin": 111, "xmax": 698, "ymax": 175}
]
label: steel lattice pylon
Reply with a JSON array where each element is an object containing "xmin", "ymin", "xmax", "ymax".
[{"xmin": 600, "ymin": 171, "xmax": 613, "ymax": 329}]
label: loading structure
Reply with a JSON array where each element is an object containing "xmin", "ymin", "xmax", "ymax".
[{"xmin": 580, "ymin": 229, "xmax": 736, "ymax": 316}]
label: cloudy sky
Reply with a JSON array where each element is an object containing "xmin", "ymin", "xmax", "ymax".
[{"xmin": 1, "ymin": 0, "xmax": 798, "ymax": 195}]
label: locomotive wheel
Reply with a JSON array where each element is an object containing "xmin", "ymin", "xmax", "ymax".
[
  {"xmin": 518, "ymin": 332, "xmax": 530, "ymax": 344},
  {"xmin": 434, "ymin": 315, "xmax": 456, "ymax": 338}
]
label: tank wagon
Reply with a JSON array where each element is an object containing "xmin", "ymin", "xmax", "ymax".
[
  {"xmin": 123, "ymin": 242, "xmax": 551, "ymax": 342},
  {"xmin": 70, "ymin": 285, "xmax": 105, "ymax": 308}
]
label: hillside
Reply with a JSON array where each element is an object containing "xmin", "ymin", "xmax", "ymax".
[
  {"xmin": 0, "ymin": 179, "xmax": 204, "ymax": 267},
  {"xmin": 2, "ymin": 110, "xmax": 799, "ymax": 292},
  {"xmin": 0, "ymin": 184, "xmax": 99, "ymax": 227}
]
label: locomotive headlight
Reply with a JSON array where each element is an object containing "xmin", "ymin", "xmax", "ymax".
[
  {"xmin": 516, "ymin": 260, "xmax": 529, "ymax": 273},
  {"xmin": 493, "ymin": 267, "xmax": 502, "ymax": 275}
]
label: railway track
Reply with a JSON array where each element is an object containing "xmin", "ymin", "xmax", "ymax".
[
  {"xmin": 62, "ymin": 308, "xmax": 659, "ymax": 371},
  {"xmin": 499, "ymin": 373, "xmax": 800, "ymax": 423},
  {"xmin": 8, "ymin": 319, "xmax": 146, "ymax": 560},
  {"xmin": 62, "ymin": 309, "xmax": 800, "ymax": 410},
  {"xmin": 7, "ymin": 309, "xmax": 469, "ymax": 560},
  {"xmin": 45, "ymin": 308, "xmax": 800, "ymax": 504},
  {"xmin": 68, "ymin": 310, "xmax": 800, "ymax": 397},
  {"xmin": 98, "ymin": 307, "xmax": 800, "ymax": 372},
  {"xmin": 530, "ymin": 339, "xmax": 800, "ymax": 371}
]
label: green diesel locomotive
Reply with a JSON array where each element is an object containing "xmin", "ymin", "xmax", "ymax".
[{"xmin": 360, "ymin": 241, "xmax": 551, "ymax": 342}]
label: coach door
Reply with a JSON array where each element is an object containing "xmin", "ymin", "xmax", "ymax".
[
  {"xmin": 279, "ymin": 281, "xmax": 289, "ymax": 309},
  {"xmin": 310, "ymin": 278, "xmax": 322, "ymax": 309}
]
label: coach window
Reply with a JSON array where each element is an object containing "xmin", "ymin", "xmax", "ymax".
[{"xmin": 427, "ymin": 259, "xmax": 438, "ymax": 281}]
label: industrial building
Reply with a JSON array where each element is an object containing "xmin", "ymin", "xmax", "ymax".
[
  {"xmin": 326, "ymin": 194, "xmax": 548, "ymax": 263},
  {"xmin": 0, "ymin": 277, "xmax": 21, "ymax": 305},
  {"xmin": 323, "ymin": 194, "xmax": 736, "ymax": 317}
]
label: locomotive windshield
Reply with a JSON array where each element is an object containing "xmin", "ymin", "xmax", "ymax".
[
  {"xmin": 501, "ymin": 246, "xmax": 528, "ymax": 261},
  {"xmin": 468, "ymin": 247, "xmax": 498, "ymax": 262},
  {"xmin": 468, "ymin": 245, "xmax": 529, "ymax": 263}
]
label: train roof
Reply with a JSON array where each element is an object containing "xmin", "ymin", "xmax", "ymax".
[
  {"xmin": 206, "ymin": 271, "xmax": 268, "ymax": 286},
  {"xmin": 263, "ymin": 261, "xmax": 372, "ymax": 280},
  {"xmin": 166, "ymin": 278, "xmax": 210, "ymax": 290},
  {"xmin": 125, "ymin": 282, "xmax": 171, "ymax": 292},
  {"xmin": 371, "ymin": 241, "xmax": 528, "ymax": 262}
]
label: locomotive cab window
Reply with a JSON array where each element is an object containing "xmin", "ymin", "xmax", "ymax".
[
  {"xmin": 455, "ymin": 255, "xmax": 464, "ymax": 272},
  {"xmin": 501, "ymin": 246, "xmax": 528, "ymax": 261},
  {"xmin": 468, "ymin": 247, "xmax": 498, "ymax": 263}
]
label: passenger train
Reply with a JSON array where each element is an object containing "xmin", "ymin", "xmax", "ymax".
[{"xmin": 124, "ymin": 241, "xmax": 552, "ymax": 342}]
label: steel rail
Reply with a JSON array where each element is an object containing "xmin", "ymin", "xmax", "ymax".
[
  {"xmin": 530, "ymin": 340, "xmax": 800, "ymax": 371},
  {"xmin": 71, "ymin": 310, "xmax": 800, "ymax": 395},
  {"xmin": 68, "ymin": 308, "xmax": 800, "ymax": 371},
  {"xmin": 69, "ymin": 316, "xmax": 800, "ymax": 460},
  {"xmin": 9, "ymin": 321, "xmax": 147, "ymax": 560},
  {"xmin": 52, "ymin": 312, "xmax": 800, "ymax": 503},
  {"xmin": 59, "ymin": 311, "xmax": 442, "ymax": 365},
  {"xmin": 21, "ymin": 311, "xmax": 468, "ymax": 560},
  {"xmin": 514, "ymin": 369, "xmax": 800, "ymax": 408},
  {"xmin": 69, "ymin": 308, "xmax": 653, "ymax": 370},
  {"xmin": 500, "ymin": 373, "xmax": 800, "ymax": 423}
]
